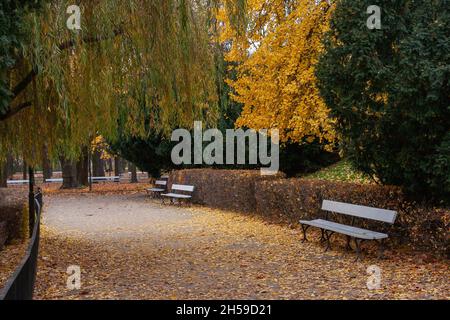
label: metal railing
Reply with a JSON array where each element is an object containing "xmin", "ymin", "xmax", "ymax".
[{"xmin": 0, "ymin": 188, "xmax": 43, "ymax": 300}]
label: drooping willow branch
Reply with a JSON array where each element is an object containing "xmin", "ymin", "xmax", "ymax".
[
  {"xmin": 0, "ymin": 101, "xmax": 33, "ymax": 121},
  {"xmin": 0, "ymin": 28, "xmax": 124, "ymax": 122}
]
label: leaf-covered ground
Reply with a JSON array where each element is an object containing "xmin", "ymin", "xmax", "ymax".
[
  {"xmin": 0, "ymin": 242, "xmax": 28, "ymax": 290},
  {"xmin": 35, "ymin": 193, "xmax": 449, "ymax": 300}
]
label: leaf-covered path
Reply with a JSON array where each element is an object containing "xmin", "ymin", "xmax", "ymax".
[{"xmin": 35, "ymin": 194, "xmax": 449, "ymax": 300}]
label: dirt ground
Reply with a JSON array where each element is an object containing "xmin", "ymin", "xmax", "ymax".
[{"xmin": 34, "ymin": 193, "xmax": 449, "ymax": 300}]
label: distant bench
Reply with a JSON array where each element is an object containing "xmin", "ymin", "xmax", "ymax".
[
  {"xmin": 44, "ymin": 178, "xmax": 63, "ymax": 183},
  {"xmin": 90, "ymin": 176, "xmax": 120, "ymax": 183},
  {"xmin": 7, "ymin": 176, "xmax": 121, "ymax": 185},
  {"xmin": 7, "ymin": 180, "xmax": 29, "ymax": 185},
  {"xmin": 44, "ymin": 177, "xmax": 120, "ymax": 183},
  {"xmin": 161, "ymin": 184, "xmax": 195, "ymax": 205},
  {"xmin": 146, "ymin": 180, "xmax": 167, "ymax": 198},
  {"xmin": 299, "ymin": 200, "xmax": 397, "ymax": 260}
]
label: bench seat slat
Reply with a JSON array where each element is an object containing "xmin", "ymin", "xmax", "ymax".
[
  {"xmin": 299, "ymin": 219, "xmax": 388, "ymax": 240},
  {"xmin": 161, "ymin": 193, "xmax": 192, "ymax": 199},
  {"xmin": 147, "ymin": 188, "xmax": 165, "ymax": 192}
]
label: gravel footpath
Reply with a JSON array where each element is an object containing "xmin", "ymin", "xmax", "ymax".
[{"xmin": 35, "ymin": 193, "xmax": 449, "ymax": 300}]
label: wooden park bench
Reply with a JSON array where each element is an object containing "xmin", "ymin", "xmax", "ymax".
[
  {"xmin": 44, "ymin": 177, "xmax": 120, "ymax": 184},
  {"xmin": 7, "ymin": 180, "xmax": 29, "ymax": 185},
  {"xmin": 161, "ymin": 184, "xmax": 194, "ymax": 205},
  {"xmin": 299, "ymin": 200, "xmax": 397, "ymax": 260},
  {"xmin": 90, "ymin": 176, "xmax": 120, "ymax": 183},
  {"xmin": 146, "ymin": 180, "xmax": 167, "ymax": 198},
  {"xmin": 44, "ymin": 178, "xmax": 63, "ymax": 183}
]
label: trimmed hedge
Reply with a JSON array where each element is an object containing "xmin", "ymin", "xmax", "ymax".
[
  {"xmin": 168, "ymin": 170, "xmax": 449, "ymax": 257},
  {"xmin": 168, "ymin": 169, "xmax": 284, "ymax": 213},
  {"xmin": 0, "ymin": 189, "xmax": 28, "ymax": 247}
]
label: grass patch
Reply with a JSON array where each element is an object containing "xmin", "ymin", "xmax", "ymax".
[{"xmin": 305, "ymin": 160, "xmax": 373, "ymax": 184}]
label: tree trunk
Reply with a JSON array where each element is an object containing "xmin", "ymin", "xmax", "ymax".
[
  {"xmin": 114, "ymin": 157, "xmax": 122, "ymax": 177},
  {"xmin": 92, "ymin": 149, "xmax": 105, "ymax": 177},
  {"xmin": 22, "ymin": 160, "xmax": 27, "ymax": 180},
  {"xmin": 6, "ymin": 154, "xmax": 14, "ymax": 179},
  {"xmin": 88, "ymin": 150, "xmax": 93, "ymax": 192},
  {"xmin": 0, "ymin": 160, "xmax": 7, "ymax": 188},
  {"xmin": 120, "ymin": 158, "xmax": 126, "ymax": 174},
  {"xmin": 76, "ymin": 147, "xmax": 89, "ymax": 186},
  {"xmin": 60, "ymin": 157, "xmax": 80, "ymax": 189},
  {"xmin": 106, "ymin": 158, "xmax": 113, "ymax": 176},
  {"xmin": 130, "ymin": 163, "xmax": 138, "ymax": 183},
  {"xmin": 42, "ymin": 145, "xmax": 53, "ymax": 180}
]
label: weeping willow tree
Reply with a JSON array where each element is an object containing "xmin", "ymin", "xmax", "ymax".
[{"xmin": 0, "ymin": 0, "xmax": 246, "ymax": 168}]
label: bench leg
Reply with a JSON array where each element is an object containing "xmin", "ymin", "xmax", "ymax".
[
  {"xmin": 354, "ymin": 239, "xmax": 363, "ymax": 262},
  {"xmin": 345, "ymin": 236, "xmax": 353, "ymax": 251},
  {"xmin": 319, "ymin": 229, "xmax": 326, "ymax": 243},
  {"xmin": 324, "ymin": 231, "xmax": 334, "ymax": 252},
  {"xmin": 377, "ymin": 239, "xmax": 386, "ymax": 260},
  {"xmin": 300, "ymin": 225, "xmax": 310, "ymax": 243}
]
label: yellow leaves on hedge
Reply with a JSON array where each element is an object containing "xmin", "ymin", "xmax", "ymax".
[{"xmin": 218, "ymin": 0, "xmax": 337, "ymax": 148}]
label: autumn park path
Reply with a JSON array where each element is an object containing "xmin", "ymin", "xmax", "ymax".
[{"xmin": 35, "ymin": 193, "xmax": 449, "ymax": 300}]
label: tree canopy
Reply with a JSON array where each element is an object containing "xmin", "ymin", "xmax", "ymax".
[
  {"xmin": 217, "ymin": 0, "xmax": 337, "ymax": 149},
  {"xmin": 0, "ymin": 0, "xmax": 246, "ymax": 164},
  {"xmin": 316, "ymin": 0, "xmax": 450, "ymax": 203}
]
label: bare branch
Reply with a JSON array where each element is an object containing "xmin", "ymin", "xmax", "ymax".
[{"xmin": 0, "ymin": 101, "xmax": 32, "ymax": 121}]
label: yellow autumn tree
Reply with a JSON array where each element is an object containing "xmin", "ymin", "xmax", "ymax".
[{"xmin": 217, "ymin": 0, "xmax": 337, "ymax": 148}]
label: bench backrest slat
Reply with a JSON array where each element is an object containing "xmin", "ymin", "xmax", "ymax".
[
  {"xmin": 172, "ymin": 184, "xmax": 194, "ymax": 192},
  {"xmin": 322, "ymin": 200, "xmax": 397, "ymax": 224},
  {"xmin": 155, "ymin": 180, "xmax": 167, "ymax": 186}
]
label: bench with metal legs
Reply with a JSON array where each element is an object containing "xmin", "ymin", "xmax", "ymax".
[
  {"xmin": 161, "ymin": 184, "xmax": 195, "ymax": 206},
  {"xmin": 299, "ymin": 200, "xmax": 397, "ymax": 260},
  {"xmin": 146, "ymin": 180, "xmax": 167, "ymax": 198}
]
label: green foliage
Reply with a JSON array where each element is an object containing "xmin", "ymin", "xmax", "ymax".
[
  {"xmin": 0, "ymin": 0, "xmax": 44, "ymax": 113},
  {"xmin": 279, "ymin": 140, "xmax": 339, "ymax": 177},
  {"xmin": 110, "ymin": 133, "xmax": 174, "ymax": 178},
  {"xmin": 306, "ymin": 160, "xmax": 373, "ymax": 184},
  {"xmin": 316, "ymin": 0, "xmax": 450, "ymax": 203}
]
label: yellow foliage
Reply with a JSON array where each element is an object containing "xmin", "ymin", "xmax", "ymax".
[{"xmin": 217, "ymin": 0, "xmax": 337, "ymax": 148}]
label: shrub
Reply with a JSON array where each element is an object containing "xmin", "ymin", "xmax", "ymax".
[
  {"xmin": 0, "ymin": 189, "xmax": 28, "ymax": 244},
  {"xmin": 110, "ymin": 133, "xmax": 174, "ymax": 178},
  {"xmin": 316, "ymin": 0, "xmax": 450, "ymax": 204},
  {"xmin": 279, "ymin": 141, "xmax": 339, "ymax": 177},
  {"xmin": 20, "ymin": 205, "xmax": 29, "ymax": 241},
  {"xmin": 168, "ymin": 169, "xmax": 284, "ymax": 212},
  {"xmin": 306, "ymin": 160, "xmax": 373, "ymax": 184}
]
